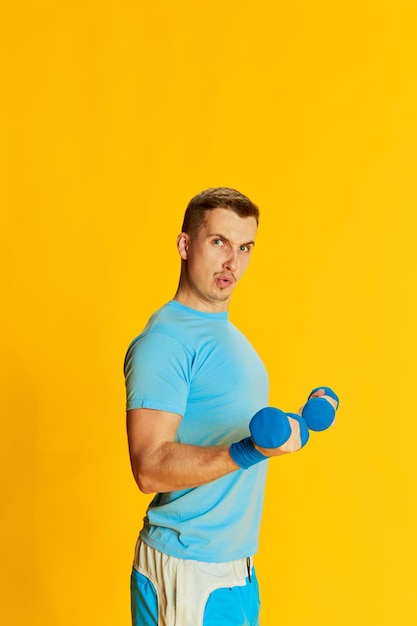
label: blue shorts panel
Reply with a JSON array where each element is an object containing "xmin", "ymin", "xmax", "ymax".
[
  {"xmin": 203, "ymin": 570, "xmax": 261, "ymax": 626},
  {"xmin": 131, "ymin": 568, "xmax": 158, "ymax": 626}
]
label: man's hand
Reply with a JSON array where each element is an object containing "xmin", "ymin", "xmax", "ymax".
[
  {"xmin": 301, "ymin": 387, "xmax": 339, "ymax": 431},
  {"xmin": 253, "ymin": 413, "xmax": 304, "ymax": 457}
]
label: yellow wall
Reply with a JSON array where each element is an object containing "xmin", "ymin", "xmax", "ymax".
[{"xmin": 1, "ymin": 1, "xmax": 417, "ymax": 624}]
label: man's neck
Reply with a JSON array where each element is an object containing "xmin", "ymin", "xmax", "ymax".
[{"xmin": 173, "ymin": 284, "xmax": 230, "ymax": 314}]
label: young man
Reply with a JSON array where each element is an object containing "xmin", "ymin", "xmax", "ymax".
[{"xmin": 124, "ymin": 188, "xmax": 332, "ymax": 625}]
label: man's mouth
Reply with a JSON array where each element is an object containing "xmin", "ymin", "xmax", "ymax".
[{"xmin": 215, "ymin": 275, "xmax": 234, "ymax": 289}]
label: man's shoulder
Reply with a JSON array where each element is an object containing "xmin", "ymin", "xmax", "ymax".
[
  {"xmin": 143, "ymin": 301, "xmax": 188, "ymax": 337},
  {"xmin": 127, "ymin": 301, "xmax": 194, "ymax": 357},
  {"xmin": 127, "ymin": 300, "xmax": 233, "ymax": 358}
]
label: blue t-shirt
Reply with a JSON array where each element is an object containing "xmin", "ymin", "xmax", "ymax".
[{"xmin": 124, "ymin": 300, "xmax": 269, "ymax": 562}]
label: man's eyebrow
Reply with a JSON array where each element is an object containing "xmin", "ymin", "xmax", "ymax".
[{"xmin": 207, "ymin": 233, "xmax": 255, "ymax": 247}]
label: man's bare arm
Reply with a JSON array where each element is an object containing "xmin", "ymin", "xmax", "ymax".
[
  {"xmin": 127, "ymin": 408, "xmax": 239, "ymax": 493},
  {"xmin": 126, "ymin": 408, "xmax": 302, "ymax": 493}
]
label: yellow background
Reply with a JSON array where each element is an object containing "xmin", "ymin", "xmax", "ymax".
[{"xmin": 1, "ymin": 1, "xmax": 417, "ymax": 624}]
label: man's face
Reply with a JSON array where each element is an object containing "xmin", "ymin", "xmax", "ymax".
[{"xmin": 177, "ymin": 208, "xmax": 258, "ymax": 312}]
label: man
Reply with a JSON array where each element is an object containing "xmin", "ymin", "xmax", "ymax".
[{"xmin": 124, "ymin": 187, "xmax": 333, "ymax": 625}]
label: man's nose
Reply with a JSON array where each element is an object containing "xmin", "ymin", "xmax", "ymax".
[{"xmin": 223, "ymin": 248, "xmax": 238, "ymax": 272}]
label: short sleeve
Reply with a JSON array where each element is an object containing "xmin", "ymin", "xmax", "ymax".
[{"xmin": 124, "ymin": 332, "xmax": 191, "ymax": 415}]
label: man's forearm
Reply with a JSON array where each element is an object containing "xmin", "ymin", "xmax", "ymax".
[{"xmin": 131, "ymin": 441, "xmax": 240, "ymax": 494}]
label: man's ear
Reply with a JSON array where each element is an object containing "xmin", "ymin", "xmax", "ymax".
[{"xmin": 177, "ymin": 232, "xmax": 190, "ymax": 260}]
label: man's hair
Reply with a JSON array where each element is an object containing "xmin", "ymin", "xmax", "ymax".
[{"xmin": 181, "ymin": 187, "xmax": 259, "ymax": 236}]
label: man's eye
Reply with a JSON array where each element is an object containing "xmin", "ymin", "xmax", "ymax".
[
  {"xmin": 240, "ymin": 245, "xmax": 250, "ymax": 253},
  {"xmin": 213, "ymin": 239, "xmax": 224, "ymax": 246}
]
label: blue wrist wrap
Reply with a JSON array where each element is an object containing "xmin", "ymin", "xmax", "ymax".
[{"xmin": 229, "ymin": 437, "xmax": 268, "ymax": 470}]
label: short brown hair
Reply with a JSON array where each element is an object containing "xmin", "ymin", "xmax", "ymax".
[{"xmin": 181, "ymin": 187, "xmax": 259, "ymax": 236}]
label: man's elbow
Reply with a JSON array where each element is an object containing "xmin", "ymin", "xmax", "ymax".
[
  {"xmin": 132, "ymin": 464, "xmax": 157, "ymax": 495},
  {"xmin": 136, "ymin": 477, "xmax": 155, "ymax": 495}
]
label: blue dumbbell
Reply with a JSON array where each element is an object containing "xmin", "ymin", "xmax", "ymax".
[
  {"xmin": 230, "ymin": 406, "xmax": 309, "ymax": 469},
  {"xmin": 249, "ymin": 407, "xmax": 309, "ymax": 448},
  {"xmin": 302, "ymin": 386, "xmax": 339, "ymax": 431}
]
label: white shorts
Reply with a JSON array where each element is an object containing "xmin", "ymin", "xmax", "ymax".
[{"xmin": 131, "ymin": 537, "xmax": 259, "ymax": 626}]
